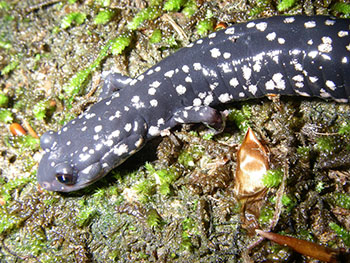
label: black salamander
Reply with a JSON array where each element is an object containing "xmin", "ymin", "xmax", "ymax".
[{"xmin": 37, "ymin": 16, "xmax": 350, "ymax": 192}]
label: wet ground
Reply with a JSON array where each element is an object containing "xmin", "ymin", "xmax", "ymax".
[{"xmin": 0, "ymin": 0, "xmax": 350, "ymax": 262}]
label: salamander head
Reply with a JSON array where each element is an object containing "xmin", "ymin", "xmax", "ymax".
[
  {"xmin": 37, "ymin": 102, "xmax": 148, "ymax": 192},
  {"xmin": 37, "ymin": 130, "xmax": 108, "ymax": 192}
]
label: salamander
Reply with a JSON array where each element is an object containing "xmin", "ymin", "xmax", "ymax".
[{"xmin": 37, "ymin": 16, "xmax": 350, "ymax": 192}]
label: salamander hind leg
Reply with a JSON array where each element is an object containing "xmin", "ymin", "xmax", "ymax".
[{"xmin": 171, "ymin": 106, "xmax": 226, "ymax": 134}]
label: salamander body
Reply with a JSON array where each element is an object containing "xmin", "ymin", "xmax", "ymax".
[{"xmin": 37, "ymin": 16, "xmax": 350, "ymax": 192}]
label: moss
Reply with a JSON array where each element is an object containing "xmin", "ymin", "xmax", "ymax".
[
  {"xmin": 314, "ymin": 137, "xmax": 336, "ymax": 154},
  {"xmin": 332, "ymin": 2, "xmax": 350, "ymax": 15},
  {"xmin": 315, "ymin": 181, "xmax": 325, "ymax": 193},
  {"xmin": 0, "ymin": 210, "xmax": 19, "ymax": 234},
  {"xmin": 133, "ymin": 178, "xmax": 156, "ymax": 202},
  {"xmin": 0, "ymin": 176, "xmax": 32, "ymax": 203},
  {"xmin": 262, "ymin": 169, "xmax": 283, "ymax": 188},
  {"xmin": 149, "ymin": 29, "xmax": 162, "ymax": 43},
  {"xmin": 1, "ymin": 58, "xmax": 19, "ymax": 75},
  {"xmin": 63, "ymin": 34, "xmax": 121, "ymax": 103},
  {"xmin": 196, "ymin": 19, "xmax": 214, "ymax": 36},
  {"xmin": 95, "ymin": 0, "xmax": 110, "ymax": 6},
  {"xmin": 15, "ymin": 135, "xmax": 40, "ymax": 151},
  {"xmin": 127, "ymin": 6, "xmax": 162, "ymax": 30},
  {"xmin": 33, "ymin": 100, "xmax": 52, "ymax": 120},
  {"xmin": 60, "ymin": 12, "xmax": 87, "ymax": 29},
  {"xmin": 165, "ymin": 35, "xmax": 178, "ymax": 47},
  {"xmin": 281, "ymin": 194, "xmax": 296, "ymax": 212},
  {"xmin": 0, "ymin": 39, "xmax": 11, "ymax": 49},
  {"xmin": 76, "ymin": 205, "xmax": 97, "ymax": 227},
  {"xmin": 0, "ymin": 108, "xmax": 13, "ymax": 123},
  {"xmin": 202, "ymin": 132, "xmax": 214, "ymax": 140},
  {"xmin": 0, "ymin": 93, "xmax": 9, "ymax": 107},
  {"xmin": 0, "ymin": 1, "xmax": 10, "ymax": 10},
  {"xmin": 110, "ymin": 33, "xmax": 132, "ymax": 55},
  {"xmin": 154, "ymin": 168, "xmax": 179, "ymax": 195},
  {"xmin": 163, "ymin": 0, "xmax": 186, "ymax": 12},
  {"xmin": 248, "ymin": 0, "xmax": 269, "ymax": 16},
  {"xmin": 146, "ymin": 209, "xmax": 161, "ymax": 228},
  {"xmin": 227, "ymin": 105, "xmax": 252, "ymax": 132},
  {"xmin": 277, "ymin": 0, "xmax": 297, "ymax": 11},
  {"xmin": 296, "ymin": 146, "xmax": 311, "ymax": 161},
  {"xmin": 329, "ymin": 222, "xmax": 350, "ymax": 246},
  {"xmin": 94, "ymin": 9, "xmax": 115, "ymax": 25},
  {"xmin": 182, "ymin": 0, "xmax": 197, "ymax": 17},
  {"xmin": 181, "ymin": 217, "xmax": 197, "ymax": 251},
  {"xmin": 178, "ymin": 151, "xmax": 195, "ymax": 168},
  {"xmin": 326, "ymin": 192, "xmax": 350, "ymax": 210},
  {"xmin": 338, "ymin": 121, "xmax": 350, "ymax": 135},
  {"xmin": 259, "ymin": 204, "xmax": 274, "ymax": 225}
]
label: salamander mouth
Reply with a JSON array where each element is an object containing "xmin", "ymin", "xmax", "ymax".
[{"xmin": 37, "ymin": 156, "xmax": 106, "ymax": 192}]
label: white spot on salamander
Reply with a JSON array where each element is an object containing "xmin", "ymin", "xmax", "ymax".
[
  {"xmin": 210, "ymin": 48, "xmax": 221, "ymax": 58},
  {"xmin": 308, "ymin": 50, "xmax": 318, "ymax": 59},
  {"xmin": 113, "ymin": 144, "xmax": 128, "ymax": 156},
  {"xmin": 148, "ymin": 87, "xmax": 156, "ymax": 95},
  {"xmin": 193, "ymin": 63, "xmax": 202, "ymax": 70},
  {"xmin": 248, "ymin": 85, "xmax": 257, "ymax": 95},
  {"xmin": 131, "ymin": 96, "xmax": 145, "ymax": 109},
  {"xmin": 204, "ymin": 94, "xmax": 213, "ymax": 105},
  {"xmin": 265, "ymin": 73, "xmax": 286, "ymax": 90},
  {"xmin": 208, "ymin": 32, "xmax": 216, "ymax": 38},
  {"xmin": 176, "ymin": 85, "xmax": 186, "ymax": 95},
  {"xmin": 325, "ymin": 19, "xmax": 336, "ymax": 26},
  {"xmin": 309, "ymin": 76, "xmax": 318, "ymax": 83},
  {"xmin": 266, "ymin": 32, "xmax": 276, "ymax": 41},
  {"xmin": 218, "ymin": 93, "xmax": 232, "ymax": 103},
  {"xmin": 242, "ymin": 65, "xmax": 252, "ymax": 80},
  {"xmin": 256, "ymin": 22, "xmax": 267, "ymax": 31},
  {"xmin": 338, "ymin": 31, "xmax": 349, "ymax": 37},
  {"xmin": 223, "ymin": 52, "xmax": 231, "ymax": 59},
  {"xmin": 225, "ymin": 27, "xmax": 235, "ymax": 34},
  {"xmin": 149, "ymin": 126, "xmax": 160, "ymax": 136},
  {"xmin": 124, "ymin": 123, "xmax": 132, "ymax": 132},
  {"xmin": 150, "ymin": 99, "xmax": 158, "ymax": 107},
  {"xmin": 185, "ymin": 76, "xmax": 192, "ymax": 82},
  {"xmin": 325, "ymin": 80, "xmax": 336, "ymax": 91},
  {"xmin": 283, "ymin": 17, "xmax": 295, "ymax": 23},
  {"xmin": 94, "ymin": 125, "xmax": 102, "ymax": 133},
  {"xmin": 304, "ymin": 21, "xmax": 316, "ymax": 29},
  {"xmin": 164, "ymin": 70, "xmax": 175, "ymax": 78},
  {"xmin": 79, "ymin": 153, "xmax": 91, "ymax": 162},
  {"xmin": 85, "ymin": 113, "xmax": 96, "ymax": 119},
  {"xmin": 150, "ymin": 81, "xmax": 161, "ymax": 88},
  {"xmin": 318, "ymin": 36, "xmax": 332, "ymax": 53},
  {"xmin": 182, "ymin": 65, "xmax": 190, "ymax": 73},
  {"xmin": 278, "ymin": 38, "xmax": 285, "ymax": 44},
  {"xmin": 246, "ymin": 22, "xmax": 255, "ymax": 28},
  {"xmin": 193, "ymin": 98, "xmax": 202, "ymax": 106},
  {"xmin": 229, "ymin": 77, "xmax": 239, "ymax": 87}
]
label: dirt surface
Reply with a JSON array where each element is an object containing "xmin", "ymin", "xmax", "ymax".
[{"xmin": 0, "ymin": 0, "xmax": 349, "ymax": 262}]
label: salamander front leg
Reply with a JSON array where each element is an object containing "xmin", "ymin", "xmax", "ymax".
[
  {"xmin": 171, "ymin": 106, "xmax": 226, "ymax": 134},
  {"xmin": 100, "ymin": 72, "xmax": 134, "ymax": 99}
]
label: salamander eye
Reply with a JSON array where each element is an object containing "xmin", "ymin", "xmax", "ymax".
[
  {"xmin": 55, "ymin": 163, "xmax": 77, "ymax": 185},
  {"xmin": 56, "ymin": 173, "xmax": 77, "ymax": 185}
]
